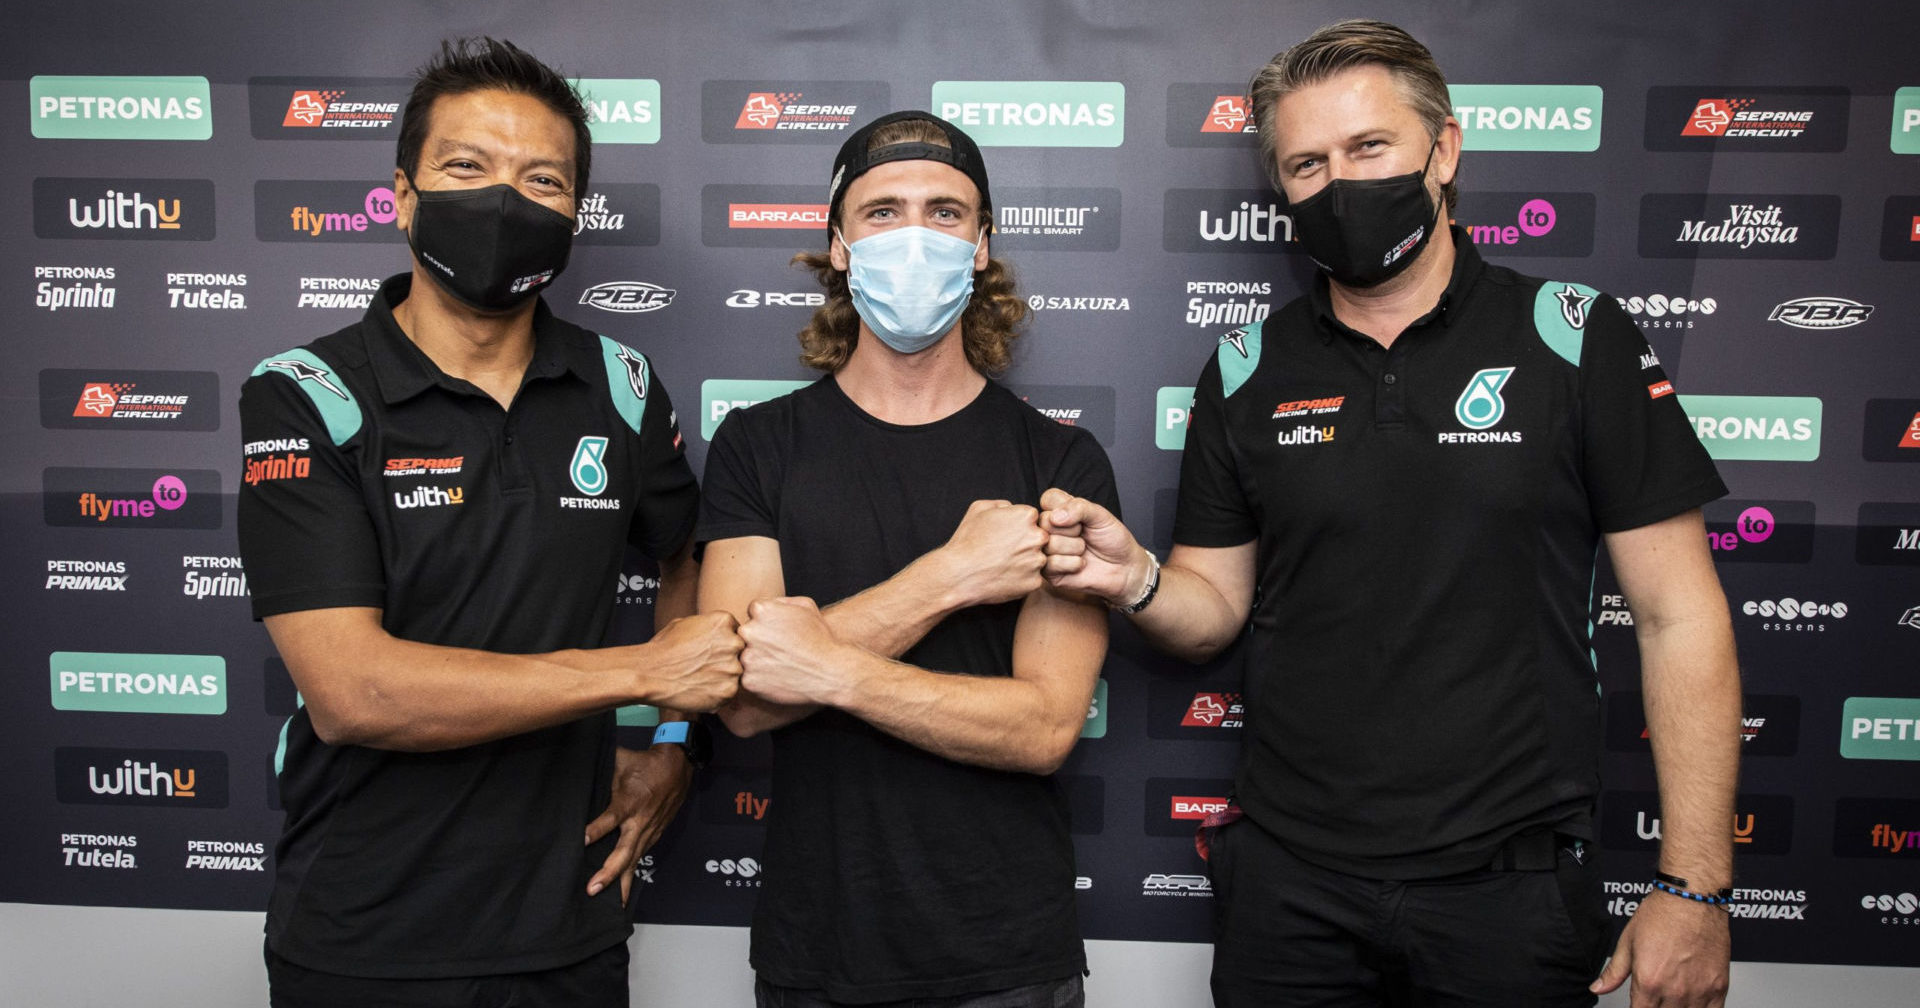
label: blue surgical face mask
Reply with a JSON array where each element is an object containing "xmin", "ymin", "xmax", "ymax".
[{"xmin": 838, "ymin": 225, "xmax": 984, "ymax": 354}]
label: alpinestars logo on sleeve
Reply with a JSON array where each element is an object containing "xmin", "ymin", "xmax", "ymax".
[
  {"xmin": 615, "ymin": 346, "xmax": 650, "ymax": 401},
  {"xmin": 264, "ymin": 359, "xmax": 348, "ymax": 400},
  {"xmin": 1555, "ymin": 284, "xmax": 1595, "ymax": 330}
]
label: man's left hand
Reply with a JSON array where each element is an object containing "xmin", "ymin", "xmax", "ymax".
[
  {"xmin": 585, "ymin": 744, "xmax": 692, "ymax": 905},
  {"xmin": 1590, "ymin": 890, "xmax": 1731, "ymax": 1006}
]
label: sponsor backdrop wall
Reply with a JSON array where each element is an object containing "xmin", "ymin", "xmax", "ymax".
[{"xmin": 3, "ymin": 0, "xmax": 1916, "ymax": 1002}]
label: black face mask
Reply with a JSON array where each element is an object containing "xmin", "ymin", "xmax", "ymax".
[
  {"xmin": 1288, "ymin": 141, "xmax": 1439, "ymax": 288},
  {"xmin": 405, "ymin": 181, "xmax": 575, "ymax": 311}
]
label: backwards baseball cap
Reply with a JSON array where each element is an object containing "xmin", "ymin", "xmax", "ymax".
[{"xmin": 827, "ymin": 110, "xmax": 991, "ymax": 223}]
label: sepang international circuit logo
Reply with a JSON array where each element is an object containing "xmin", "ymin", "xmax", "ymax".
[
  {"xmin": 1649, "ymin": 87, "xmax": 1849, "ymax": 151},
  {"xmin": 248, "ymin": 78, "xmax": 409, "ymax": 138},
  {"xmin": 1165, "ymin": 84, "xmax": 1261, "ymax": 148},
  {"xmin": 40, "ymin": 369, "xmax": 219, "ymax": 430},
  {"xmin": 701, "ymin": 80, "xmax": 888, "ymax": 143}
]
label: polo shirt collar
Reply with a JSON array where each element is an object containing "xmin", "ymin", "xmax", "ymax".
[
  {"xmin": 363, "ymin": 273, "xmax": 592, "ymax": 404},
  {"xmin": 1309, "ymin": 225, "xmax": 1486, "ymax": 345}
]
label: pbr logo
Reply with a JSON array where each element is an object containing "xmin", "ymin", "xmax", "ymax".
[
  {"xmin": 579, "ymin": 281, "xmax": 675, "ymax": 313},
  {"xmin": 1768, "ymin": 297, "xmax": 1873, "ymax": 329}
]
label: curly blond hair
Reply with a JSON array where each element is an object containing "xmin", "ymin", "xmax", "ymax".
[{"xmin": 793, "ymin": 118, "xmax": 1028, "ymax": 375}]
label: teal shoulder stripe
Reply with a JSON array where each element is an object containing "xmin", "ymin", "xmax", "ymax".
[
  {"xmin": 252, "ymin": 348, "xmax": 362, "ymax": 445},
  {"xmin": 598, "ymin": 335, "xmax": 652, "ymax": 434},
  {"xmin": 1532, "ymin": 282, "xmax": 1600, "ymax": 367},
  {"xmin": 1215, "ymin": 320, "xmax": 1263, "ymax": 399}
]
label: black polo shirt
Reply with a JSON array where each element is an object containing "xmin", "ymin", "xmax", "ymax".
[
  {"xmin": 1174, "ymin": 232, "xmax": 1725, "ymax": 879},
  {"xmin": 236, "ymin": 274, "xmax": 696, "ymax": 978}
]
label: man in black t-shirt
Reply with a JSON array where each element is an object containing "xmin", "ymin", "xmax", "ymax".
[
  {"xmin": 697, "ymin": 111, "xmax": 1115, "ymax": 1006},
  {"xmin": 237, "ymin": 39, "xmax": 742, "ymax": 1006},
  {"xmin": 1041, "ymin": 21, "xmax": 1740, "ymax": 1008}
]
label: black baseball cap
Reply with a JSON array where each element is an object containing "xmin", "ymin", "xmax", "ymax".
[{"xmin": 827, "ymin": 110, "xmax": 992, "ymax": 224}]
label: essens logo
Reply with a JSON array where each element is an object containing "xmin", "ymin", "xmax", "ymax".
[
  {"xmin": 1860, "ymin": 892, "xmax": 1920, "ymax": 926},
  {"xmin": 1616, "ymin": 293, "xmax": 1716, "ymax": 329},
  {"xmin": 1768, "ymin": 297, "xmax": 1873, "ymax": 329},
  {"xmin": 704, "ymin": 856, "xmax": 762, "ymax": 887},
  {"xmin": 31, "ymin": 76, "xmax": 210, "ymax": 140},
  {"xmin": 580, "ymin": 281, "xmax": 675, "ymax": 313},
  {"xmin": 931, "ymin": 80, "xmax": 1124, "ymax": 146},
  {"xmin": 1739, "ymin": 597, "xmax": 1847, "ymax": 632},
  {"xmin": 282, "ymin": 89, "xmax": 397, "ymax": 129}
]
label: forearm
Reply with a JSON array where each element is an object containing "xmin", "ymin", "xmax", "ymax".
[
  {"xmin": 821, "ymin": 546, "xmax": 968, "ymax": 657},
  {"xmin": 269, "ymin": 609, "xmax": 708, "ymax": 752},
  {"xmin": 829, "ymin": 648, "xmax": 1085, "ymax": 774},
  {"xmin": 1639, "ymin": 613, "xmax": 1742, "ymax": 890}
]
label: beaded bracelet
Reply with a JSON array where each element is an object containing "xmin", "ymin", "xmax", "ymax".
[{"xmin": 1650, "ymin": 872, "xmax": 1734, "ymax": 907}]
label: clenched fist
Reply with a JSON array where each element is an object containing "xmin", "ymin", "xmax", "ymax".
[
  {"xmin": 739, "ymin": 596, "xmax": 853, "ymax": 708},
  {"xmin": 646, "ymin": 611, "xmax": 744, "ymax": 712},
  {"xmin": 937, "ymin": 499, "xmax": 1048, "ymax": 608}
]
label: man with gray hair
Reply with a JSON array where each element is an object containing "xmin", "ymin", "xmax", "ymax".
[{"xmin": 1041, "ymin": 19, "xmax": 1739, "ymax": 1007}]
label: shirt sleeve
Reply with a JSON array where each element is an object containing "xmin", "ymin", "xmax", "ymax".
[
  {"xmin": 236, "ymin": 366, "xmax": 385, "ymax": 620},
  {"xmin": 1048, "ymin": 427, "xmax": 1122, "ymax": 521},
  {"xmin": 1578, "ymin": 294, "xmax": 1728, "ymax": 532},
  {"xmin": 1172, "ymin": 355, "xmax": 1259, "ymax": 547},
  {"xmin": 627, "ymin": 364, "xmax": 700, "ymax": 560},
  {"xmin": 696, "ymin": 404, "xmax": 780, "ymax": 546}
]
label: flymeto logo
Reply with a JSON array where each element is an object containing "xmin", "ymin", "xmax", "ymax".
[
  {"xmin": 1451, "ymin": 193, "xmax": 1595, "ymax": 256},
  {"xmin": 931, "ymin": 81, "xmax": 1124, "ymax": 146},
  {"xmin": 571, "ymin": 78, "xmax": 658, "ymax": 143},
  {"xmin": 33, "ymin": 177, "xmax": 216, "ymax": 241},
  {"xmin": 255, "ymin": 181, "xmax": 403, "ymax": 243},
  {"xmin": 1679, "ymin": 395, "xmax": 1822, "ymax": 461},
  {"xmin": 1449, "ymin": 84, "xmax": 1602, "ymax": 151},
  {"xmin": 1157, "ymin": 386, "xmax": 1195, "ymax": 451},
  {"xmin": 31, "ymin": 76, "xmax": 210, "ymax": 140},
  {"xmin": 700, "ymin": 379, "xmax": 810, "ymax": 439},
  {"xmin": 49, "ymin": 651, "xmax": 227, "ymax": 715},
  {"xmin": 44, "ymin": 467, "xmax": 222, "ymax": 529}
]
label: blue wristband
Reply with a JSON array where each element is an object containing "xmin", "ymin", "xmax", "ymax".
[{"xmin": 651, "ymin": 721, "xmax": 691, "ymax": 746}]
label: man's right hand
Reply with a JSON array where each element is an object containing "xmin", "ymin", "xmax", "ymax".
[
  {"xmin": 936, "ymin": 499, "xmax": 1048, "ymax": 608},
  {"xmin": 644, "ymin": 612, "xmax": 744, "ymax": 712},
  {"xmin": 1039, "ymin": 488, "xmax": 1146, "ymax": 606}
]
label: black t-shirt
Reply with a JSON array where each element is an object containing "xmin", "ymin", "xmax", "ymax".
[
  {"xmin": 1175, "ymin": 235, "xmax": 1726, "ymax": 879},
  {"xmin": 699, "ymin": 376, "xmax": 1117, "ymax": 1002},
  {"xmin": 236, "ymin": 275, "xmax": 697, "ymax": 977}
]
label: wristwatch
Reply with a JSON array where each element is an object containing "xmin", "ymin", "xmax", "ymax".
[{"xmin": 650, "ymin": 719, "xmax": 712, "ymax": 769}]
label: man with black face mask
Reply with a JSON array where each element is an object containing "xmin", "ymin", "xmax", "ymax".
[
  {"xmin": 696, "ymin": 111, "xmax": 1117, "ymax": 1006},
  {"xmin": 1041, "ymin": 20, "xmax": 1740, "ymax": 1008},
  {"xmin": 237, "ymin": 38, "xmax": 742, "ymax": 1006}
]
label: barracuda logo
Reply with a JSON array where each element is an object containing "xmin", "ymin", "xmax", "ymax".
[{"xmin": 931, "ymin": 81, "xmax": 1124, "ymax": 146}]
